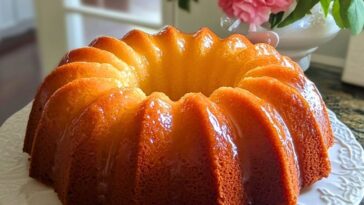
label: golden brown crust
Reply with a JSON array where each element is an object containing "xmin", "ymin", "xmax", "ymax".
[
  {"xmin": 25, "ymin": 26, "xmax": 333, "ymax": 205},
  {"xmin": 245, "ymin": 65, "xmax": 334, "ymax": 147},
  {"xmin": 29, "ymin": 78, "xmax": 123, "ymax": 184},
  {"xmin": 239, "ymin": 76, "xmax": 331, "ymax": 186},
  {"xmin": 23, "ymin": 62, "xmax": 123, "ymax": 153},
  {"xmin": 53, "ymin": 88, "xmax": 145, "ymax": 204},
  {"xmin": 211, "ymin": 87, "xmax": 299, "ymax": 205}
]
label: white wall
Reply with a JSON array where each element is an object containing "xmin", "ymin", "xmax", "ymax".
[
  {"xmin": 312, "ymin": 30, "xmax": 350, "ymax": 68},
  {"xmin": 0, "ymin": 0, "xmax": 15, "ymax": 32},
  {"xmin": 174, "ymin": 0, "xmax": 350, "ymax": 69},
  {"xmin": 0, "ymin": 0, "xmax": 35, "ymax": 40},
  {"xmin": 316, "ymin": 30, "xmax": 350, "ymax": 59},
  {"xmin": 14, "ymin": 0, "xmax": 35, "ymax": 21},
  {"xmin": 342, "ymin": 32, "xmax": 364, "ymax": 86}
]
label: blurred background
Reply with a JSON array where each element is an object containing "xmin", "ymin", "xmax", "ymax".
[{"xmin": 0, "ymin": 0, "xmax": 363, "ymax": 129}]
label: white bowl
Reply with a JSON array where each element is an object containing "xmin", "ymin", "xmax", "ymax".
[{"xmin": 273, "ymin": 4, "xmax": 340, "ymax": 71}]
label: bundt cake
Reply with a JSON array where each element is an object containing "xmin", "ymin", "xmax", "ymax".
[{"xmin": 24, "ymin": 26, "xmax": 334, "ymax": 205}]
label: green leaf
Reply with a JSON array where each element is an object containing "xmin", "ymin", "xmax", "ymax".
[
  {"xmin": 339, "ymin": 0, "xmax": 352, "ymax": 28},
  {"xmin": 178, "ymin": 0, "xmax": 190, "ymax": 11},
  {"xmin": 332, "ymin": 0, "xmax": 345, "ymax": 28},
  {"xmin": 175, "ymin": 0, "xmax": 199, "ymax": 12},
  {"xmin": 320, "ymin": 0, "xmax": 331, "ymax": 16},
  {"xmin": 269, "ymin": 12, "xmax": 285, "ymax": 28},
  {"xmin": 278, "ymin": 0, "xmax": 320, "ymax": 27},
  {"xmin": 347, "ymin": 0, "xmax": 364, "ymax": 34}
]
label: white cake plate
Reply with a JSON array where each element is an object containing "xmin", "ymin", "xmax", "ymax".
[{"xmin": 0, "ymin": 103, "xmax": 364, "ymax": 205}]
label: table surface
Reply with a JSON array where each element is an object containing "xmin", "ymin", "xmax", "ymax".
[{"xmin": 306, "ymin": 67, "xmax": 364, "ymax": 205}]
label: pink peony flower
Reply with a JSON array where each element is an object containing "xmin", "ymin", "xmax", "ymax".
[
  {"xmin": 219, "ymin": 0, "xmax": 234, "ymax": 17},
  {"xmin": 233, "ymin": 1, "xmax": 271, "ymax": 26},
  {"xmin": 218, "ymin": 0, "xmax": 293, "ymax": 26},
  {"xmin": 259, "ymin": 0, "xmax": 293, "ymax": 13}
]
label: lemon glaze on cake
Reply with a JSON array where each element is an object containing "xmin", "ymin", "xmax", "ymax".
[{"xmin": 24, "ymin": 26, "xmax": 333, "ymax": 205}]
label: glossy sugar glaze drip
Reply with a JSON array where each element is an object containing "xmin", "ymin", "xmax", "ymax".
[{"xmin": 24, "ymin": 26, "xmax": 334, "ymax": 205}]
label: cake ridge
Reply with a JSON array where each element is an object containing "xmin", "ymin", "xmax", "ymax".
[
  {"xmin": 206, "ymin": 34, "xmax": 252, "ymax": 93},
  {"xmin": 152, "ymin": 27, "xmax": 187, "ymax": 100},
  {"xmin": 89, "ymin": 36, "xmax": 148, "ymax": 87},
  {"xmin": 245, "ymin": 65, "xmax": 333, "ymax": 147},
  {"xmin": 23, "ymin": 62, "xmax": 124, "ymax": 153},
  {"xmin": 239, "ymin": 76, "xmax": 331, "ymax": 186},
  {"xmin": 53, "ymin": 87, "xmax": 146, "ymax": 204},
  {"xmin": 59, "ymin": 47, "xmax": 138, "ymax": 85},
  {"xmin": 132, "ymin": 92, "xmax": 175, "ymax": 204},
  {"xmin": 185, "ymin": 94, "xmax": 244, "ymax": 204},
  {"xmin": 210, "ymin": 87, "xmax": 300, "ymax": 204},
  {"xmin": 185, "ymin": 30, "xmax": 219, "ymax": 96},
  {"xmin": 29, "ymin": 78, "xmax": 124, "ymax": 184},
  {"xmin": 260, "ymin": 102, "xmax": 302, "ymax": 187}
]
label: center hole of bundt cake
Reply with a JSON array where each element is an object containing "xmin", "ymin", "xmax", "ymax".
[{"xmin": 140, "ymin": 67, "xmax": 240, "ymax": 101}]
